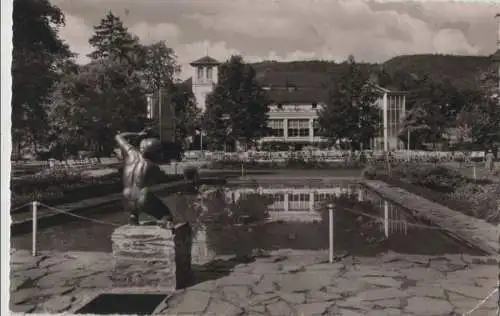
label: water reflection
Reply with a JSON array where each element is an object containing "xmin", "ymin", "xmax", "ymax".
[
  {"xmin": 222, "ymin": 183, "xmax": 362, "ymax": 222},
  {"xmin": 195, "ymin": 182, "xmax": 482, "ymax": 258},
  {"xmin": 11, "ymin": 181, "xmax": 483, "ymax": 257}
]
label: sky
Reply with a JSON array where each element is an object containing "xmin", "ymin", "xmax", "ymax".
[{"xmin": 51, "ymin": 0, "xmax": 500, "ymax": 80}]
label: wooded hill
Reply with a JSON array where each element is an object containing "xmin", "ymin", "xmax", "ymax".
[{"xmin": 250, "ymin": 54, "xmax": 494, "ymax": 91}]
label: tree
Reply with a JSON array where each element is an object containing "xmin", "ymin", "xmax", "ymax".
[
  {"xmin": 47, "ymin": 58, "xmax": 148, "ymax": 156},
  {"xmin": 317, "ymin": 55, "xmax": 379, "ymax": 150},
  {"xmin": 12, "ymin": 0, "xmax": 73, "ymax": 156},
  {"xmin": 88, "ymin": 11, "xmax": 140, "ymax": 64},
  {"xmin": 398, "ymin": 76, "xmax": 469, "ymax": 149},
  {"xmin": 146, "ymin": 82, "xmax": 201, "ymax": 143},
  {"xmin": 203, "ymin": 55, "xmax": 269, "ymax": 150},
  {"xmin": 141, "ymin": 41, "xmax": 181, "ymax": 92},
  {"xmin": 465, "ymin": 65, "xmax": 500, "ymax": 148}
]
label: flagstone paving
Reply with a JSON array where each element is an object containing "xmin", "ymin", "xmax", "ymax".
[{"xmin": 10, "ymin": 248, "xmax": 498, "ymax": 315}]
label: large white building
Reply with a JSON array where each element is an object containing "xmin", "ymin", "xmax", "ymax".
[{"xmin": 189, "ymin": 55, "xmax": 407, "ymax": 151}]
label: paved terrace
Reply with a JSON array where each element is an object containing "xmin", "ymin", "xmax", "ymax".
[{"xmin": 10, "ymin": 249, "xmax": 498, "ymax": 315}]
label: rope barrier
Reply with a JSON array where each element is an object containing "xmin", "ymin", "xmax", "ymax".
[
  {"xmin": 10, "ymin": 202, "xmax": 33, "ymax": 212},
  {"xmin": 36, "ymin": 202, "xmax": 121, "ymax": 227}
]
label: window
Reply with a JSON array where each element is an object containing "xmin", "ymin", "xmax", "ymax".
[
  {"xmin": 197, "ymin": 67, "xmax": 203, "ymax": 79},
  {"xmin": 312, "ymin": 102, "xmax": 317, "ymax": 109},
  {"xmin": 268, "ymin": 119, "xmax": 284, "ymax": 137},
  {"xmin": 288, "ymin": 119, "xmax": 309, "ymax": 137},
  {"xmin": 206, "ymin": 66, "xmax": 213, "ymax": 80},
  {"xmin": 277, "ymin": 103, "xmax": 283, "ymax": 110}
]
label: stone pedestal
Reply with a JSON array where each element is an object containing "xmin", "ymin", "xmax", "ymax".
[{"xmin": 111, "ymin": 224, "xmax": 192, "ymax": 289}]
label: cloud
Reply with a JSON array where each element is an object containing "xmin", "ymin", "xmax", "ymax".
[
  {"xmin": 59, "ymin": 14, "xmax": 93, "ymax": 64},
  {"xmin": 129, "ymin": 22, "xmax": 181, "ymax": 45},
  {"xmin": 54, "ymin": 0, "xmax": 499, "ymax": 78}
]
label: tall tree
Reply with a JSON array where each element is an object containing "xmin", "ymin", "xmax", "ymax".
[
  {"xmin": 12, "ymin": 0, "xmax": 72, "ymax": 155},
  {"xmin": 48, "ymin": 59, "xmax": 148, "ymax": 156},
  {"xmin": 147, "ymin": 82, "xmax": 201, "ymax": 143},
  {"xmin": 141, "ymin": 41, "xmax": 180, "ymax": 92},
  {"xmin": 466, "ymin": 65, "xmax": 500, "ymax": 147},
  {"xmin": 399, "ymin": 76, "xmax": 471, "ymax": 148},
  {"xmin": 317, "ymin": 55, "xmax": 379, "ymax": 150},
  {"xmin": 88, "ymin": 11, "xmax": 140, "ymax": 64},
  {"xmin": 203, "ymin": 55, "xmax": 269, "ymax": 150}
]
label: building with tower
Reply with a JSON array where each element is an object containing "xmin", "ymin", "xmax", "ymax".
[
  {"xmin": 189, "ymin": 56, "xmax": 221, "ymax": 112},
  {"xmin": 188, "ymin": 55, "xmax": 406, "ymax": 151}
]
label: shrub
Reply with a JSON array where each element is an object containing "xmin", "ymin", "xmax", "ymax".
[{"xmin": 450, "ymin": 181, "xmax": 500, "ymax": 223}]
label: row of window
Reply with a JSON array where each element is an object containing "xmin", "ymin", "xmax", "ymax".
[
  {"xmin": 267, "ymin": 119, "xmax": 320, "ymax": 137},
  {"xmin": 197, "ymin": 66, "xmax": 214, "ymax": 80},
  {"xmin": 263, "ymin": 193, "xmax": 344, "ymax": 202}
]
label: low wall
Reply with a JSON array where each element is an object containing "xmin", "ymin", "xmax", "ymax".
[{"xmin": 360, "ymin": 180, "xmax": 498, "ymax": 255}]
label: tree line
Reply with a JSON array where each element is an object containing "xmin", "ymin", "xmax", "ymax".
[{"xmin": 12, "ymin": 0, "xmax": 499, "ymax": 159}]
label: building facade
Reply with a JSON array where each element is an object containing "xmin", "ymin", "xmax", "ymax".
[{"xmin": 189, "ymin": 55, "xmax": 407, "ymax": 151}]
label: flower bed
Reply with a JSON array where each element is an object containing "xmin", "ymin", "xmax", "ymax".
[
  {"xmin": 363, "ymin": 162, "xmax": 500, "ymax": 224},
  {"xmin": 10, "ymin": 169, "xmax": 183, "ymax": 210}
]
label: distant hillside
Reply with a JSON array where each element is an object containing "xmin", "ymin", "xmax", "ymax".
[
  {"xmin": 249, "ymin": 54, "xmax": 494, "ymax": 91},
  {"xmin": 251, "ymin": 60, "xmax": 378, "ymax": 88},
  {"xmin": 381, "ymin": 54, "xmax": 492, "ymax": 90}
]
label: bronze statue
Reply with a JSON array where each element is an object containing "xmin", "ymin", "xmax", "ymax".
[{"xmin": 115, "ymin": 128, "xmax": 177, "ymax": 228}]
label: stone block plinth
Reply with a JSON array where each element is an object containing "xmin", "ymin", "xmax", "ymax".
[{"xmin": 111, "ymin": 224, "xmax": 192, "ymax": 289}]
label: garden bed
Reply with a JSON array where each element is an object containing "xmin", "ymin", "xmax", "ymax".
[
  {"xmin": 364, "ymin": 162, "xmax": 500, "ymax": 225},
  {"xmin": 10, "ymin": 170, "xmax": 184, "ymax": 211}
]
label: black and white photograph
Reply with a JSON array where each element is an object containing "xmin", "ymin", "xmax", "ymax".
[{"xmin": 2, "ymin": 0, "xmax": 500, "ymax": 315}]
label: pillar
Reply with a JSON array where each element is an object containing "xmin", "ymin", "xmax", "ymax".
[
  {"xmin": 309, "ymin": 119, "xmax": 314, "ymax": 142},
  {"xmin": 383, "ymin": 93, "xmax": 388, "ymax": 152},
  {"xmin": 283, "ymin": 119, "xmax": 288, "ymax": 141},
  {"xmin": 284, "ymin": 193, "xmax": 289, "ymax": 212},
  {"xmin": 309, "ymin": 192, "xmax": 314, "ymax": 212},
  {"xmin": 383, "ymin": 201, "xmax": 389, "ymax": 238}
]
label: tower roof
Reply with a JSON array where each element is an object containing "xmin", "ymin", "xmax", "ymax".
[{"xmin": 190, "ymin": 56, "xmax": 221, "ymax": 66}]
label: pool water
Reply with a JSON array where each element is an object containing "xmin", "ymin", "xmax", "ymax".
[{"xmin": 10, "ymin": 180, "xmax": 484, "ymax": 256}]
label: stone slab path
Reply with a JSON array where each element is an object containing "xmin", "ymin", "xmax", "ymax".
[
  {"xmin": 361, "ymin": 180, "xmax": 499, "ymax": 255},
  {"xmin": 10, "ymin": 249, "xmax": 498, "ymax": 315}
]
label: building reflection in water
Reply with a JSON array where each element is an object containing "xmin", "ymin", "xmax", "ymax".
[{"xmin": 224, "ymin": 183, "xmax": 409, "ymax": 236}]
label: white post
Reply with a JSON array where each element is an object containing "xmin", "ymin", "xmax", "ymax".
[
  {"xmin": 407, "ymin": 129, "xmax": 410, "ymax": 162},
  {"xmin": 159, "ymin": 86, "xmax": 163, "ymax": 143},
  {"xmin": 473, "ymin": 163, "xmax": 477, "ymax": 181},
  {"xmin": 383, "ymin": 93, "xmax": 388, "ymax": 152},
  {"xmin": 241, "ymin": 163, "xmax": 244, "ymax": 177},
  {"xmin": 200, "ymin": 130, "xmax": 204, "ymax": 159},
  {"xmin": 32, "ymin": 201, "xmax": 38, "ymax": 256},
  {"xmin": 384, "ymin": 201, "xmax": 389, "ymax": 238},
  {"xmin": 328, "ymin": 203, "xmax": 334, "ymax": 263}
]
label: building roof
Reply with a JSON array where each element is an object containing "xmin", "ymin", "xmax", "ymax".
[{"xmin": 190, "ymin": 56, "xmax": 221, "ymax": 66}]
